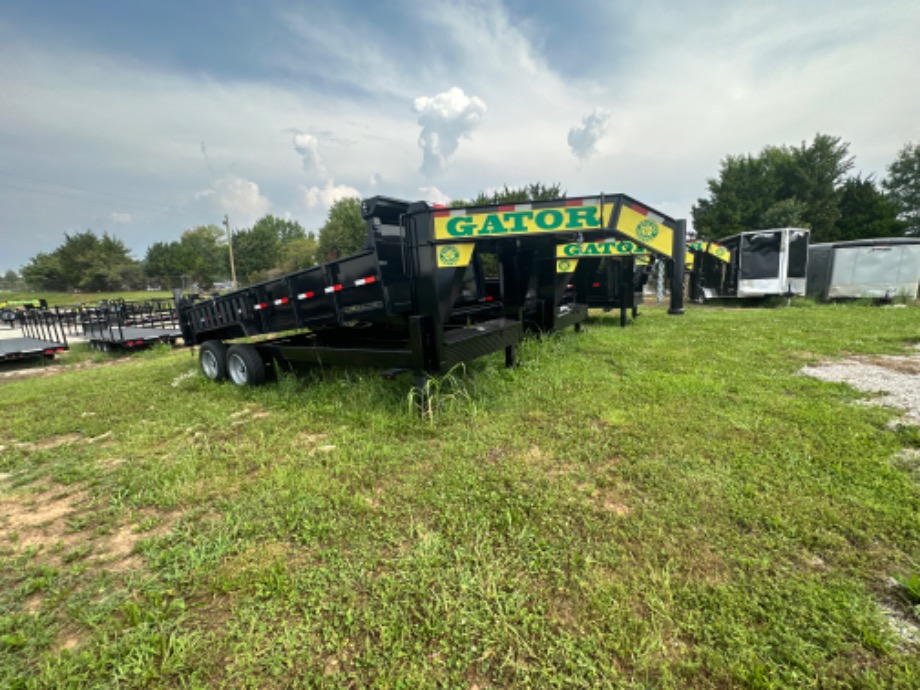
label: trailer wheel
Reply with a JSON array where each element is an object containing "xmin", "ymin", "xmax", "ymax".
[
  {"xmin": 199, "ymin": 340, "xmax": 228, "ymax": 382},
  {"xmin": 226, "ymin": 344, "xmax": 266, "ymax": 386}
]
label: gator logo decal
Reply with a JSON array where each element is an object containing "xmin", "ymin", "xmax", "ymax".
[
  {"xmin": 555, "ymin": 259, "xmax": 579, "ymax": 274},
  {"xmin": 435, "ymin": 243, "xmax": 475, "ymax": 268},
  {"xmin": 438, "ymin": 245, "xmax": 461, "ymax": 266},
  {"xmin": 636, "ymin": 219, "xmax": 659, "ymax": 242}
]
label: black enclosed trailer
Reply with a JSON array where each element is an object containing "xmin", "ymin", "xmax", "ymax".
[{"xmin": 175, "ymin": 193, "xmax": 686, "ymax": 388}]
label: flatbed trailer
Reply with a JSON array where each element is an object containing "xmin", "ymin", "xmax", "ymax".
[
  {"xmin": 0, "ymin": 307, "xmax": 68, "ymax": 362},
  {"xmin": 78, "ymin": 300, "xmax": 181, "ymax": 351},
  {"xmin": 175, "ymin": 193, "xmax": 687, "ymax": 388}
]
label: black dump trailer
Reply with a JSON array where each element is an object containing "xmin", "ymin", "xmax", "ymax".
[
  {"xmin": 79, "ymin": 299, "xmax": 181, "ymax": 351},
  {"xmin": 0, "ymin": 306, "xmax": 69, "ymax": 363},
  {"xmin": 175, "ymin": 193, "xmax": 686, "ymax": 387}
]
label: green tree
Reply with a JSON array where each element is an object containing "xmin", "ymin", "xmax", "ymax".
[
  {"xmin": 232, "ymin": 215, "xmax": 307, "ymax": 284},
  {"xmin": 452, "ymin": 182, "xmax": 565, "ymax": 207},
  {"xmin": 832, "ymin": 175, "xmax": 907, "ymax": 241},
  {"xmin": 278, "ymin": 234, "xmax": 319, "ymax": 274},
  {"xmin": 1, "ymin": 269, "xmax": 19, "ymax": 290},
  {"xmin": 783, "ymin": 134, "xmax": 854, "ymax": 238},
  {"xmin": 317, "ymin": 198, "xmax": 366, "ymax": 261},
  {"xmin": 22, "ymin": 231, "xmax": 142, "ymax": 291},
  {"xmin": 692, "ymin": 134, "xmax": 854, "ymax": 241},
  {"xmin": 761, "ymin": 198, "xmax": 808, "ymax": 228},
  {"xmin": 692, "ymin": 153, "xmax": 784, "ymax": 235},
  {"xmin": 882, "ymin": 142, "xmax": 920, "ymax": 234},
  {"xmin": 180, "ymin": 225, "xmax": 225, "ymax": 288},
  {"xmin": 144, "ymin": 241, "xmax": 187, "ymax": 289},
  {"xmin": 21, "ymin": 252, "xmax": 64, "ymax": 291}
]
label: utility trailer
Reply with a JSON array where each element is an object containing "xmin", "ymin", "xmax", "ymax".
[
  {"xmin": 0, "ymin": 307, "xmax": 69, "ymax": 363},
  {"xmin": 806, "ymin": 238, "xmax": 920, "ymax": 301},
  {"xmin": 78, "ymin": 299, "xmax": 181, "ymax": 351},
  {"xmin": 175, "ymin": 193, "xmax": 686, "ymax": 388},
  {"xmin": 697, "ymin": 228, "xmax": 809, "ymax": 299}
]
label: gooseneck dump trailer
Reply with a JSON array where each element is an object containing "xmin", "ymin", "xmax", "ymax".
[{"xmin": 175, "ymin": 193, "xmax": 685, "ymax": 387}]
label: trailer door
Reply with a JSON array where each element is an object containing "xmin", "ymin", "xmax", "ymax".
[{"xmin": 739, "ymin": 231, "xmax": 782, "ymax": 296}]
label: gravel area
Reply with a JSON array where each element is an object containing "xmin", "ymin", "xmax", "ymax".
[{"xmin": 801, "ymin": 346, "xmax": 920, "ymax": 426}]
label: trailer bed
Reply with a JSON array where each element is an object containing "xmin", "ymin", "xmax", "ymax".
[
  {"xmin": 83, "ymin": 323, "xmax": 181, "ymax": 349},
  {"xmin": 0, "ymin": 336, "xmax": 68, "ymax": 362}
]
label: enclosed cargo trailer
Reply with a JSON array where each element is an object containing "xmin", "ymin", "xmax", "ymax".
[
  {"xmin": 702, "ymin": 228, "xmax": 809, "ymax": 299},
  {"xmin": 806, "ymin": 238, "xmax": 920, "ymax": 301}
]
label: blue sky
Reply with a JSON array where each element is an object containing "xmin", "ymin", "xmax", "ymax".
[{"xmin": 1, "ymin": 0, "xmax": 918, "ymax": 273}]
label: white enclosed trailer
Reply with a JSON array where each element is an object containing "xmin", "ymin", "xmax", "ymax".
[{"xmin": 709, "ymin": 228, "xmax": 810, "ymax": 299}]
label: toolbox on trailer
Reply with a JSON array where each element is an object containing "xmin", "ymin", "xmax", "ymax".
[{"xmin": 175, "ymin": 193, "xmax": 687, "ymax": 387}]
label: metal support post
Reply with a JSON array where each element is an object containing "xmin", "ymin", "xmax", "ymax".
[{"xmin": 668, "ymin": 219, "xmax": 686, "ymax": 315}]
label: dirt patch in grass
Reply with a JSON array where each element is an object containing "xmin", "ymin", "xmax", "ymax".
[
  {"xmin": 0, "ymin": 355, "xmax": 134, "ymax": 384},
  {"xmin": 12, "ymin": 433, "xmax": 84, "ymax": 452},
  {"xmin": 0, "ymin": 479, "xmax": 179, "ymax": 572}
]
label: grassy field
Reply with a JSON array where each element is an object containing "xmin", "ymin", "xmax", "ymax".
[
  {"xmin": 1, "ymin": 303, "xmax": 919, "ymax": 688},
  {"xmin": 1, "ymin": 291, "xmax": 174, "ymax": 308}
]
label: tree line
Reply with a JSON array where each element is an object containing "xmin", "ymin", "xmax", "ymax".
[
  {"xmin": 11, "ymin": 137, "xmax": 919, "ymax": 291},
  {"xmin": 692, "ymin": 135, "xmax": 919, "ymax": 241}
]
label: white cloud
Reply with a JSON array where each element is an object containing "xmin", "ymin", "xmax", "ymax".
[
  {"xmin": 568, "ymin": 109, "xmax": 611, "ymax": 161},
  {"xmin": 1, "ymin": 1, "xmax": 919, "ymax": 269},
  {"xmin": 418, "ymin": 186, "xmax": 451, "ymax": 205},
  {"xmin": 197, "ymin": 176, "xmax": 271, "ymax": 227},
  {"xmin": 301, "ymin": 180, "xmax": 361, "ymax": 209},
  {"xmin": 109, "ymin": 212, "xmax": 133, "ymax": 223},
  {"xmin": 413, "ymin": 87, "xmax": 487, "ymax": 177},
  {"xmin": 292, "ymin": 133, "xmax": 328, "ymax": 182}
]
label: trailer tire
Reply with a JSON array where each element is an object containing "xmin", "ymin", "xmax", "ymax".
[
  {"xmin": 226, "ymin": 344, "xmax": 266, "ymax": 386},
  {"xmin": 199, "ymin": 340, "xmax": 228, "ymax": 382}
]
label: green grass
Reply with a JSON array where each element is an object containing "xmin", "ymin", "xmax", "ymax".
[
  {"xmin": 1, "ymin": 303, "xmax": 919, "ymax": 687},
  {"xmin": 1, "ymin": 290, "xmax": 173, "ymax": 307}
]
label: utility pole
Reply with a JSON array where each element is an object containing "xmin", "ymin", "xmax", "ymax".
[{"xmin": 223, "ymin": 214, "xmax": 237, "ymax": 289}]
